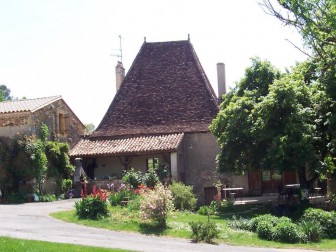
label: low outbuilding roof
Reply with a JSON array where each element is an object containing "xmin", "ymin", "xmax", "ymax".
[
  {"xmin": 0, "ymin": 96, "xmax": 62, "ymax": 113},
  {"xmin": 70, "ymin": 133, "xmax": 184, "ymax": 157}
]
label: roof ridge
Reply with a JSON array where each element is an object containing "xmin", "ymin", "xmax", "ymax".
[
  {"xmin": 0, "ymin": 95, "xmax": 61, "ymax": 104},
  {"xmin": 0, "ymin": 95, "xmax": 62, "ymax": 114}
]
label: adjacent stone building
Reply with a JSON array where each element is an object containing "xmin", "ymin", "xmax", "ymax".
[
  {"xmin": 0, "ymin": 95, "xmax": 85, "ymax": 196},
  {"xmin": 0, "ymin": 95, "xmax": 85, "ymax": 147},
  {"xmin": 70, "ymin": 39, "xmax": 222, "ymax": 204}
]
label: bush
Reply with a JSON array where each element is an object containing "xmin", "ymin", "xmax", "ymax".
[
  {"xmin": 209, "ymin": 199, "xmax": 234, "ymax": 214},
  {"xmin": 250, "ymin": 214, "xmax": 279, "ymax": 232},
  {"xmin": 170, "ymin": 182, "xmax": 197, "ymax": 211},
  {"xmin": 227, "ymin": 216, "xmax": 252, "ymax": 231},
  {"xmin": 197, "ymin": 206, "xmax": 214, "ymax": 216},
  {"xmin": 109, "ymin": 186, "xmax": 136, "ymax": 206},
  {"xmin": 39, "ymin": 193, "xmax": 56, "ymax": 202},
  {"xmin": 302, "ymin": 208, "xmax": 336, "ymax": 238},
  {"xmin": 122, "ymin": 168, "xmax": 143, "ymax": 189},
  {"xmin": 300, "ymin": 220, "xmax": 322, "ymax": 243},
  {"xmin": 127, "ymin": 195, "xmax": 142, "ymax": 212},
  {"xmin": 143, "ymin": 167, "xmax": 159, "ymax": 188},
  {"xmin": 140, "ymin": 183, "xmax": 174, "ymax": 227},
  {"xmin": 189, "ymin": 221, "xmax": 219, "ymax": 243},
  {"xmin": 75, "ymin": 195, "xmax": 109, "ymax": 219},
  {"xmin": 61, "ymin": 179, "xmax": 73, "ymax": 194},
  {"xmin": 256, "ymin": 220, "xmax": 274, "ymax": 240},
  {"xmin": 273, "ymin": 221, "xmax": 305, "ymax": 243}
]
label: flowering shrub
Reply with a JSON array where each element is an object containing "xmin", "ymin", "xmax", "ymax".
[
  {"xmin": 75, "ymin": 186, "xmax": 109, "ymax": 219},
  {"xmin": 140, "ymin": 183, "xmax": 174, "ymax": 227}
]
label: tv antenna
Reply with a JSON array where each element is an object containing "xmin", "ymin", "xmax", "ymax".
[{"xmin": 111, "ymin": 35, "xmax": 123, "ymax": 62}]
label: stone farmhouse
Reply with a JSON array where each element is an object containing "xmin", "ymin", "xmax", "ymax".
[
  {"xmin": 70, "ymin": 39, "xmax": 225, "ymax": 204},
  {"xmin": 0, "ymin": 95, "xmax": 85, "ymax": 147},
  {"xmin": 70, "ymin": 39, "xmax": 299, "ymax": 204}
]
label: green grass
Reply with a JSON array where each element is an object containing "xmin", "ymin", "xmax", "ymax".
[
  {"xmin": 50, "ymin": 204, "xmax": 336, "ymax": 250},
  {"xmin": 0, "ymin": 236, "xmax": 133, "ymax": 252}
]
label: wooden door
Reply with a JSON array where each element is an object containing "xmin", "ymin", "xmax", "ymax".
[
  {"xmin": 248, "ymin": 170, "xmax": 262, "ymax": 195},
  {"xmin": 262, "ymin": 170, "xmax": 283, "ymax": 193}
]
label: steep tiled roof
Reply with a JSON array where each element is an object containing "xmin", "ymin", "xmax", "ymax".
[
  {"xmin": 91, "ymin": 40, "xmax": 219, "ymax": 138},
  {"xmin": 0, "ymin": 96, "xmax": 62, "ymax": 113},
  {"xmin": 70, "ymin": 133, "xmax": 184, "ymax": 157}
]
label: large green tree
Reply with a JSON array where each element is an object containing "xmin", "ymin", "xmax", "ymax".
[
  {"xmin": 210, "ymin": 58, "xmax": 282, "ymax": 175},
  {"xmin": 210, "ymin": 58, "xmax": 324, "ymax": 188},
  {"xmin": 261, "ymin": 0, "xmax": 336, "ymax": 185}
]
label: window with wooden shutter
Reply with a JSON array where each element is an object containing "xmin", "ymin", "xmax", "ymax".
[
  {"xmin": 64, "ymin": 114, "xmax": 70, "ymax": 135},
  {"xmin": 59, "ymin": 113, "xmax": 65, "ymax": 134},
  {"xmin": 59, "ymin": 113, "xmax": 70, "ymax": 136}
]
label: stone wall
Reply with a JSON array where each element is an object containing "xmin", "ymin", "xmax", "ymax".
[
  {"xmin": 32, "ymin": 99, "xmax": 84, "ymax": 147},
  {"xmin": 0, "ymin": 112, "xmax": 31, "ymax": 137},
  {"xmin": 182, "ymin": 132, "xmax": 220, "ymax": 204}
]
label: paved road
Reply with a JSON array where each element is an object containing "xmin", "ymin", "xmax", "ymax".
[{"xmin": 0, "ymin": 200, "xmax": 331, "ymax": 252}]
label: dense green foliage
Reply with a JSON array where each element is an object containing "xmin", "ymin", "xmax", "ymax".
[
  {"xmin": 169, "ymin": 181, "xmax": 197, "ymax": 211},
  {"xmin": 0, "ymin": 84, "xmax": 12, "ymax": 101},
  {"xmin": 75, "ymin": 195, "xmax": 109, "ymax": 219},
  {"xmin": 189, "ymin": 221, "xmax": 219, "ymax": 243},
  {"xmin": 1, "ymin": 123, "xmax": 74, "ymax": 196},
  {"xmin": 229, "ymin": 208, "xmax": 336, "ymax": 244},
  {"xmin": 39, "ymin": 193, "xmax": 57, "ymax": 202},
  {"xmin": 143, "ymin": 167, "xmax": 160, "ymax": 188},
  {"xmin": 302, "ymin": 208, "xmax": 336, "ymax": 238},
  {"xmin": 210, "ymin": 57, "xmax": 333, "ymax": 187},
  {"xmin": 122, "ymin": 168, "xmax": 143, "ymax": 188},
  {"xmin": 257, "ymin": 0, "xmax": 336, "ymax": 184}
]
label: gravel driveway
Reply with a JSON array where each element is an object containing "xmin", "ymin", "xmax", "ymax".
[{"xmin": 0, "ymin": 199, "xmax": 330, "ymax": 252}]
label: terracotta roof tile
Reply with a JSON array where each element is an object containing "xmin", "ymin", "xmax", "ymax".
[
  {"xmin": 91, "ymin": 40, "xmax": 219, "ymax": 138},
  {"xmin": 70, "ymin": 133, "xmax": 184, "ymax": 157},
  {"xmin": 0, "ymin": 96, "xmax": 62, "ymax": 113}
]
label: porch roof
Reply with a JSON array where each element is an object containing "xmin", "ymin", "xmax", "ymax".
[{"xmin": 69, "ymin": 133, "xmax": 184, "ymax": 157}]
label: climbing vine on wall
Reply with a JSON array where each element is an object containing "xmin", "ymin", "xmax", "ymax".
[{"xmin": 1, "ymin": 123, "xmax": 74, "ymax": 194}]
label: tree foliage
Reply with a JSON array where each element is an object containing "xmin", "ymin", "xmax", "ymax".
[
  {"xmin": 0, "ymin": 85, "xmax": 12, "ymax": 101},
  {"xmin": 210, "ymin": 58, "xmax": 326, "ymax": 187},
  {"xmin": 210, "ymin": 58, "xmax": 282, "ymax": 174},
  {"xmin": 2, "ymin": 123, "xmax": 74, "ymax": 194},
  {"xmin": 259, "ymin": 0, "xmax": 336, "ymax": 183}
]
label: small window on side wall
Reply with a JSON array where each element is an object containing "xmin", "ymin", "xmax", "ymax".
[
  {"xmin": 147, "ymin": 158, "xmax": 159, "ymax": 171},
  {"xmin": 58, "ymin": 113, "xmax": 70, "ymax": 135}
]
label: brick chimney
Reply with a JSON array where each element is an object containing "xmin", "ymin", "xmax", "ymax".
[
  {"xmin": 115, "ymin": 61, "xmax": 125, "ymax": 91},
  {"xmin": 217, "ymin": 62, "xmax": 226, "ymax": 103}
]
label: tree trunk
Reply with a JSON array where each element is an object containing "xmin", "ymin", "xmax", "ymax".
[{"xmin": 298, "ymin": 166, "xmax": 309, "ymax": 189}]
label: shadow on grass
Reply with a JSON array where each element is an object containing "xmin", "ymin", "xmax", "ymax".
[
  {"xmin": 138, "ymin": 222, "xmax": 170, "ymax": 236},
  {"xmin": 212, "ymin": 203, "xmax": 271, "ymax": 220}
]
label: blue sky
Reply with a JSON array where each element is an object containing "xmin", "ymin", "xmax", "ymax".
[{"xmin": 0, "ymin": 0, "xmax": 307, "ymax": 126}]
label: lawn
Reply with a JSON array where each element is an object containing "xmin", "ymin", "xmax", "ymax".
[
  {"xmin": 0, "ymin": 236, "xmax": 134, "ymax": 252},
  {"xmin": 51, "ymin": 204, "xmax": 336, "ymax": 251}
]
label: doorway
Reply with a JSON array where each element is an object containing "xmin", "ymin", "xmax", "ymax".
[{"xmin": 261, "ymin": 170, "xmax": 283, "ymax": 193}]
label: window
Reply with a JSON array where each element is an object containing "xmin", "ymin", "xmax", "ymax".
[
  {"xmin": 147, "ymin": 158, "xmax": 159, "ymax": 171},
  {"xmin": 58, "ymin": 113, "xmax": 70, "ymax": 135},
  {"xmin": 262, "ymin": 170, "xmax": 271, "ymax": 181}
]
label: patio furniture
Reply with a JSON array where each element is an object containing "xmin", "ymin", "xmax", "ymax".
[{"xmin": 222, "ymin": 187, "xmax": 244, "ymax": 201}]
